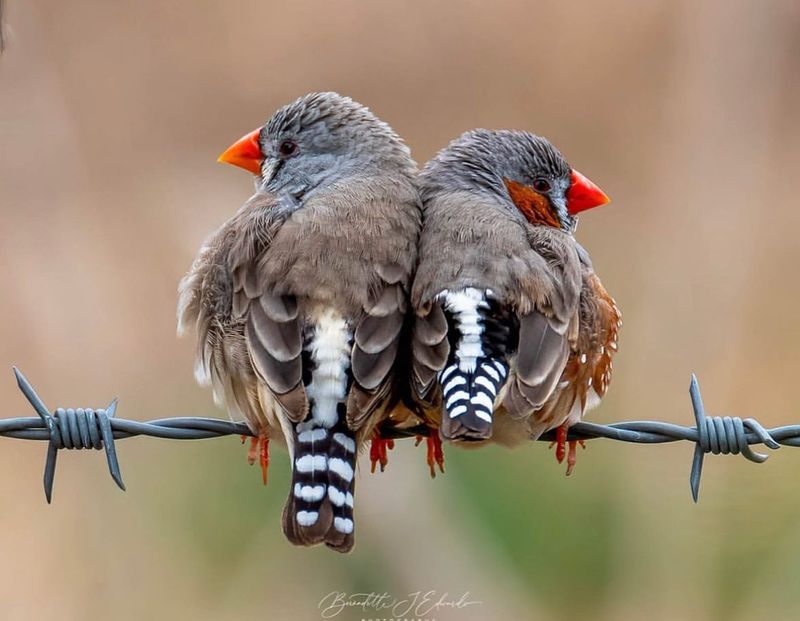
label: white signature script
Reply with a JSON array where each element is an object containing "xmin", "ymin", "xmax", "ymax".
[{"xmin": 318, "ymin": 590, "xmax": 482, "ymax": 619}]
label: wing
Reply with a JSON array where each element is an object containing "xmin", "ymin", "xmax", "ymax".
[
  {"xmin": 240, "ymin": 280, "xmax": 308, "ymax": 423},
  {"xmin": 346, "ymin": 263, "xmax": 409, "ymax": 430},
  {"xmin": 177, "ymin": 192, "xmax": 307, "ymax": 429},
  {"xmin": 502, "ymin": 228, "xmax": 583, "ymax": 420},
  {"xmin": 502, "ymin": 312, "xmax": 572, "ymax": 418},
  {"xmin": 410, "ymin": 301, "xmax": 449, "ymax": 404}
]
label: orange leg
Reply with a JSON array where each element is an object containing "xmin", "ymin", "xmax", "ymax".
[
  {"xmin": 550, "ymin": 424, "xmax": 568, "ymax": 464},
  {"xmin": 244, "ymin": 434, "xmax": 270, "ymax": 485},
  {"xmin": 416, "ymin": 431, "xmax": 445, "ymax": 478},
  {"xmin": 565, "ymin": 438, "xmax": 585, "ymax": 476},
  {"xmin": 369, "ymin": 431, "xmax": 395, "ymax": 473},
  {"xmin": 549, "ymin": 423, "xmax": 585, "ymax": 476}
]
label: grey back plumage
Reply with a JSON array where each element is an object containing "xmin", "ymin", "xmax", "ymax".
[
  {"xmin": 412, "ymin": 129, "xmax": 584, "ymax": 441},
  {"xmin": 178, "ymin": 92, "xmax": 420, "ymax": 552}
]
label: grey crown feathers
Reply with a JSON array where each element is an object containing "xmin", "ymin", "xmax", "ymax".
[
  {"xmin": 257, "ymin": 92, "xmax": 416, "ymax": 198},
  {"xmin": 419, "ymin": 129, "xmax": 574, "ymax": 229}
]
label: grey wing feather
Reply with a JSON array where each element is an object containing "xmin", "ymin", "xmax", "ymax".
[
  {"xmin": 248, "ymin": 295, "xmax": 302, "ymax": 363},
  {"xmin": 177, "ymin": 192, "xmax": 307, "ymax": 428},
  {"xmin": 347, "ymin": 269, "xmax": 407, "ymax": 429},
  {"xmin": 503, "ymin": 313, "xmax": 570, "ymax": 419},
  {"xmin": 352, "ymin": 338, "xmax": 400, "ymax": 391},
  {"xmin": 410, "ymin": 304, "xmax": 449, "ymax": 401},
  {"xmin": 243, "ymin": 288, "xmax": 307, "ymax": 422},
  {"xmin": 501, "ymin": 229, "xmax": 583, "ymax": 420},
  {"xmin": 354, "ymin": 311, "xmax": 403, "ymax": 354}
]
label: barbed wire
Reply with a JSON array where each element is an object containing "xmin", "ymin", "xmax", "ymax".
[{"xmin": 5, "ymin": 367, "xmax": 793, "ymax": 504}]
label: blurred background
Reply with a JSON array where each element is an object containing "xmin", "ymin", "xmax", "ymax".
[{"xmin": 1, "ymin": 1, "xmax": 800, "ymax": 619}]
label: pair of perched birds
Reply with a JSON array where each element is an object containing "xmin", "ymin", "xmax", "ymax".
[{"xmin": 177, "ymin": 92, "xmax": 620, "ymax": 553}]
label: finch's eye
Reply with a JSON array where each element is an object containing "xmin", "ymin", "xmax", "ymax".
[
  {"xmin": 278, "ymin": 140, "xmax": 298, "ymax": 158},
  {"xmin": 533, "ymin": 178, "xmax": 551, "ymax": 193}
]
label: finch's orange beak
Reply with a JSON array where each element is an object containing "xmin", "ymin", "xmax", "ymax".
[
  {"xmin": 217, "ymin": 127, "xmax": 263, "ymax": 175},
  {"xmin": 566, "ymin": 169, "xmax": 610, "ymax": 215}
]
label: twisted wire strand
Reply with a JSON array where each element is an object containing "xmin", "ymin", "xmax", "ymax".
[{"xmin": 5, "ymin": 368, "xmax": 791, "ymax": 503}]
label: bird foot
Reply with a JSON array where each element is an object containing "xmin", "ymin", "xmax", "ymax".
[
  {"xmin": 243, "ymin": 434, "xmax": 270, "ymax": 485},
  {"xmin": 416, "ymin": 432, "xmax": 445, "ymax": 478},
  {"xmin": 369, "ymin": 432, "xmax": 395, "ymax": 473},
  {"xmin": 549, "ymin": 423, "xmax": 585, "ymax": 476}
]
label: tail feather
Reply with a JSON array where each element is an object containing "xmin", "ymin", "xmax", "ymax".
[
  {"xmin": 282, "ymin": 415, "xmax": 357, "ymax": 552},
  {"xmin": 440, "ymin": 357, "xmax": 508, "ymax": 440},
  {"xmin": 323, "ymin": 413, "xmax": 356, "ymax": 552},
  {"xmin": 282, "ymin": 419, "xmax": 332, "ymax": 547},
  {"xmin": 281, "ymin": 310, "xmax": 356, "ymax": 552},
  {"xmin": 438, "ymin": 288, "xmax": 513, "ymax": 441}
]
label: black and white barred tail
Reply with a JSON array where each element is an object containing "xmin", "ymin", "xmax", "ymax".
[
  {"xmin": 438, "ymin": 288, "xmax": 514, "ymax": 441},
  {"xmin": 325, "ymin": 414, "xmax": 356, "ymax": 549},
  {"xmin": 440, "ymin": 357, "xmax": 508, "ymax": 439},
  {"xmin": 281, "ymin": 311, "xmax": 357, "ymax": 552}
]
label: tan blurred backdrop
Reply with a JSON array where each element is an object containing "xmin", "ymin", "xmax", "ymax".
[{"xmin": 1, "ymin": 1, "xmax": 800, "ymax": 620}]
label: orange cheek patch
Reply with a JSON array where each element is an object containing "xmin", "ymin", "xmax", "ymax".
[{"xmin": 503, "ymin": 178, "xmax": 560, "ymax": 227}]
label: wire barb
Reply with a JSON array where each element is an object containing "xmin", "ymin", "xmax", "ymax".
[
  {"xmin": 688, "ymin": 374, "xmax": 780, "ymax": 502},
  {"xmin": 3, "ymin": 368, "xmax": 792, "ymax": 503},
  {"xmin": 13, "ymin": 367, "xmax": 125, "ymax": 502}
]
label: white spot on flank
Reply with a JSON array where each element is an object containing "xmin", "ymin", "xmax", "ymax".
[
  {"xmin": 305, "ymin": 310, "xmax": 351, "ymax": 429},
  {"xmin": 328, "ymin": 457, "xmax": 354, "ymax": 482},
  {"xmin": 296, "ymin": 511, "xmax": 319, "ymax": 526},
  {"xmin": 334, "ymin": 517, "xmax": 354, "ymax": 534},
  {"xmin": 580, "ymin": 354, "xmax": 587, "ymax": 364},
  {"xmin": 345, "ymin": 492, "xmax": 354, "ymax": 507}
]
